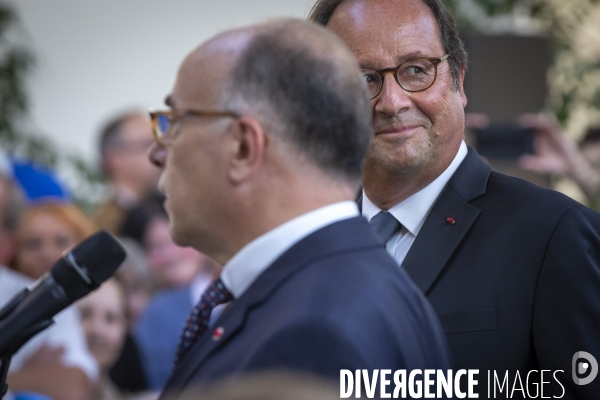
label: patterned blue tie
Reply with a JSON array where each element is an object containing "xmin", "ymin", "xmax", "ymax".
[{"xmin": 173, "ymin": 277, "xmax": 233, "ymax": 368}]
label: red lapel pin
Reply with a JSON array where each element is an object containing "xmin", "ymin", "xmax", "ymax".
[
  {"xmin": 446, "ymin": 217, "xmax": 456, "ymax": 225},
  {"xmin": 212, "ymin": 327, "xmax": 224, "ymax": 341}
]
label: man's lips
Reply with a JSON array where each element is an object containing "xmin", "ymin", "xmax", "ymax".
[{"xmin": 375, "ymin": 125, "xmax": 421, "ymax": 136}]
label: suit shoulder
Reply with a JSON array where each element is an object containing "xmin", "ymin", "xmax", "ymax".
[
  {"xmin": 484, "ymin": 170, "xmax": 591, "ymax": 214},
  {"xmin": 281, "ymin": 247, "xmax": 440, "ymax": 327},
  {"xmin": 298, "ymin": 245, "xmax": 411, "ymax": 292}
]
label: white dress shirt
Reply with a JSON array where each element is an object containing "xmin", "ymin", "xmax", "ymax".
[
  {"xmin": 220, "ymin": 201, "xmax": 359, "ymax": 298},
  {"xmin": 362, "ymin": 140, "xmax": 468, "ymax": 266}
]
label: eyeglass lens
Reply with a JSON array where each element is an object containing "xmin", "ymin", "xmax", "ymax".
[
  {"xmin": 156, "ymin": 114, "xmax": 171, "ymax": 137},
  {"xmin": 363, "ymin": 58, "xmax": 438, "ymax": 98}
]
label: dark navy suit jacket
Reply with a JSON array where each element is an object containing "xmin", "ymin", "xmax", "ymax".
[
  {"xmin": 161, "ymin": 216, "xmax": 451, "ymax": 398},
  {"xmin": 361, "ymin": 147, "xmax": 600, "ymax": 398}
]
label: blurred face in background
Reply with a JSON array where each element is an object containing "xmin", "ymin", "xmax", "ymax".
[
  {"xmin": 144, "ymin": 215, "xmax": 202, "ymax": 287},
  {"xmin": 16, "ymin": 212, "xmax": 77, "ymax": 279},
  {"xmin": 117, "ymin": 268, "xmax": 153, "ymax": 330},
  {"xmin": 105, "ymin": 116, "xmax": 160, "ymax": 191},
  {"xmin": 14, "ymin": 203, "xmax": 96, "ymax": 279},
  {"xmin": 77, "ymin": 279, "xmax": 127, "ymax": 372}
]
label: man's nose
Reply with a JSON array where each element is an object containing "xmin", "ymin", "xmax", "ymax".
[
  {"xmin": 148, "ymin": 142, "xmax": 167, "ymax": 168},
  {"xmin": 373, "ymin": 73, "xmax": 412, "ymax": 117}
]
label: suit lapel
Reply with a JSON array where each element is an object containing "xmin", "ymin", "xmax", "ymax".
[
  {"xmin": 162, "ymin": 217, "xmax": 380, "ymax": 393},
  {"xmin": 163, "ymin": 296, "xmax": 247, "ymax": 391},
  {"xmin": 402, "ymin": 148, "xmax": 491, "ymax": 294},
  {"xmin": 401, "ymin": 186, "xmax": 480, "ymax": 294}
]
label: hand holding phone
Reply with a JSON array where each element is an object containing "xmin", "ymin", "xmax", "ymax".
[{"xmin": 473, "ymin": 123, "xmax": 534, "ymax": 159}]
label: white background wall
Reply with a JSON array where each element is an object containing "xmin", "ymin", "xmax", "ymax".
[{"xmin": 8, "ymin": 0, "xmax": 315, "ymax": 165}]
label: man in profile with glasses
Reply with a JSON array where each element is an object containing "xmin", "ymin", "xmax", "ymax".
[
  {"xmin": 310, "ymin": 0, "xmax": 600, "ymax": 397},
  {"xmin": 147, "ymin": 19, "xmax": 450, "ymax": 397}
]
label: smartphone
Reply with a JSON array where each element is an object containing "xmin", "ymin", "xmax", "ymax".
[{"xmin": 473, "ymin": 123, "xmax": 535, "ymax": 159}]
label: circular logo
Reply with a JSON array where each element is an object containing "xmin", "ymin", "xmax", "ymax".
[{"xmin": 572, "ymin": 351, "xmax": 598, "ymax": 386}]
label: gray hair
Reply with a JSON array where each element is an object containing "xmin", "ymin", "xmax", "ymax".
[
  {"xmin": 98, "ymin": 110, "xmax": 147, "ymax": 177},
  {"xmin": 308, "ymin": 0, "xmax": 468, "ymax": 90},
  {"xmin": 221, "ymin": 19, "xmax": 372, "ymax": 183}
]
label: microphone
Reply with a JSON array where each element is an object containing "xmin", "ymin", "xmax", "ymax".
[{"xmin": 0, "ymin": 230, "xmax": 126, "ymax": 357}]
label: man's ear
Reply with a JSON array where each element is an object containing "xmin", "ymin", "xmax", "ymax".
[
  {"xmin": 458, "ymin": 67, "xmax": 467, "ymax": 108},
  {"xmin": 228, "ymin": 116, "xmax": 266, "ymax": 183}
]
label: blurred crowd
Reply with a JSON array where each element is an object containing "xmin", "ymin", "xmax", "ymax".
[
  {"xmin": 465, "ymin": 113, "xmax": 600, "ymax": 212},
  {"xmin": 1, "ymin": 108, "xmax": 599, "ymax": 400},
  {"xmin": 517, "ymin": 114, "xmax": 600, "ymax": 211},
  {"xmin": 0, "ymin": 111, "xmax": 219, "ymax": 400}
]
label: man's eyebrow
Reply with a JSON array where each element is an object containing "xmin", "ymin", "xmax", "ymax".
[
  {"xmin": 165, "ymin": 95, "xmax": 174, "ymax": 108},
  {"xmin": 359, "ymin": 51, "xmax": 433, "ymax": 70},
  {"xmin": 359, "ymin": 60, "xmax": 378, "ymax": 70},
  {"xmin": 397, "ymin": 51, "xmax": 429, "ymax": 64}
]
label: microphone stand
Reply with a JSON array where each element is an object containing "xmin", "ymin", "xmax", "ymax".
[{"xmin": 0, "ymin": 289, "xmax": 54, "ymax": 400}]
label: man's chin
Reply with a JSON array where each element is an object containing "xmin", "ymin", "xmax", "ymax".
[
  {"xmin": 168, "ymin": 225, "xmax": 190, "ymax": 248},
  {"xmin": 366, "ymin": 142, "xmax": 428, "ymax": 176}
]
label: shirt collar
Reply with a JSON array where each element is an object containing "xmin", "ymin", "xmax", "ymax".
[
  {"xmin": 362, "ymin": 140, "xmax": 468, "ymax": 236},
  {"xmin": 220, "ymin": 201, "xmax": 359, "ymax": 298},
  {"xmin": 190, "ymin": 271, "xmax": 215, "ymax": 305}
]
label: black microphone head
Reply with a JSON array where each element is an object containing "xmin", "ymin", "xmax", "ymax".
[{"xmin": 51, "ymin": 230, "xmax": 127, "ymax": 301}]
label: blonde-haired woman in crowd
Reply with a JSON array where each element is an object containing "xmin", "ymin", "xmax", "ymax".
[{"xmin": 11, "ymin": 201, "xmax": 96, "ymax": 279}]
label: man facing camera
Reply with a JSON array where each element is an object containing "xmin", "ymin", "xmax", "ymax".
[
  {"xmin": 148, "ymin": 19, "xmax": 450, "ymax": 398},
  {"xmin": 310, "ymin": 0, "xmax": 600, "ymax": 397}
]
